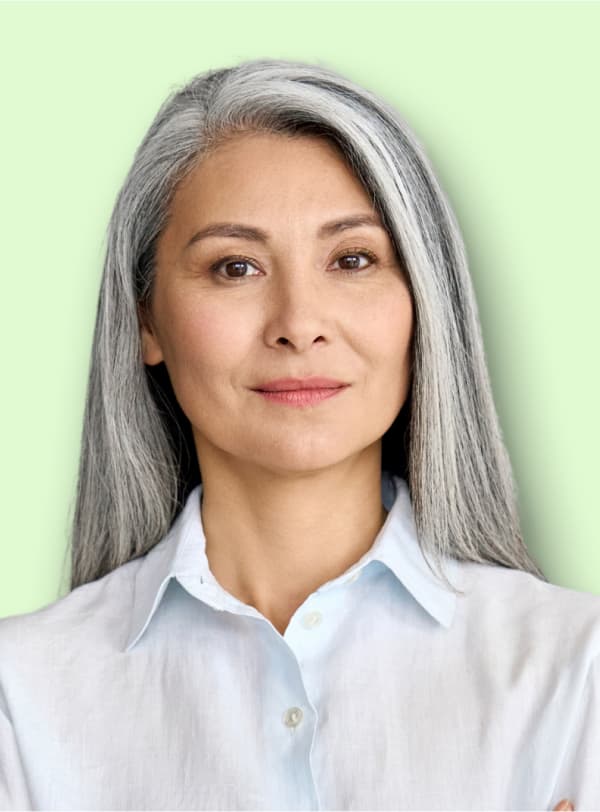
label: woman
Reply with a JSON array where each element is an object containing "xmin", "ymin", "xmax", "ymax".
[{"xmin": 0, "ymin": 58, "xmax": 593, "ymax": 810}]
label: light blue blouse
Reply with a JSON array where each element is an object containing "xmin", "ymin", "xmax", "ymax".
[{"xmin": 1, "ymin": 471, "xmax": 599, "ymax": 810}]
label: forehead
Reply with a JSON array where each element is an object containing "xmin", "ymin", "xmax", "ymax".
[{"xmin": 169, "ymin": 132, "xmax": 375, "ymax": 220}]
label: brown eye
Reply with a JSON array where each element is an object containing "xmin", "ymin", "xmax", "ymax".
[
  {"xmin": 333, "ymin": 250, "xmax": 377, "ymax": 274},
  {"xmin": 208, "ymin": 249, "xmax": 378, "ymax": 283},
  {"xmin": 336, "ymin": 254, "xmax": 367, "ymax": 270},
  {"xmin": 209, "ymin": 256, "xmax": 261, "ymax": 281}
]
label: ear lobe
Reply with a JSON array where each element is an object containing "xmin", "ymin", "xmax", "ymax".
[{"xmin": 137, "ymin": 303, "xmax": 164, "ymax": 366}]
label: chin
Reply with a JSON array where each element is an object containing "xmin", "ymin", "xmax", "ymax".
[{"xmin": 239, "ymin": 441, "xmax": 364, "ymax": 476}]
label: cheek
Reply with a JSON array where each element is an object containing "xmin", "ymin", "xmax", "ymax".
[
  {"xmin": 359, "ymin": 290, "xmax": 413, "ymax": 369},
  {"xmin": 161, "ymin": 295, "xmax": 253, "ymax": 374}
]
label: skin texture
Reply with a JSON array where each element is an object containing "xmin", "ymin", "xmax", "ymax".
[{"xmin": 139, "ymin": 131, "xmax": 414, "ymax": 635}]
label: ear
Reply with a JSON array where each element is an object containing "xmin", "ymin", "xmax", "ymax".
[{"xmin": 137, "ymin": 302, "xmax": 164, "ymax": 366}]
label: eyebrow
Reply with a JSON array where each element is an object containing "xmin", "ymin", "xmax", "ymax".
[{"xmin": 184, "ymin": 213, "xmax": 386, "ymax": 250}]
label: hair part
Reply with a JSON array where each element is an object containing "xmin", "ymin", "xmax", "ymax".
[{"xmin": 60, "ymin": 57, "xmax": 547, "ymax": 598}]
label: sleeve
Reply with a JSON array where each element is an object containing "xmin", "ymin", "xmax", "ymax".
[
  {"xmin": 548, "ymin": 653, "xmax": 600, "ymax": 812},
  {"xmin": 0, "ymin": 704, "xmax": 33, "ymax": 811}
]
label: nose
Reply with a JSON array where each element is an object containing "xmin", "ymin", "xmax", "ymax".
[{"xmin": 262, "ymin": 268, "xmax": 331, "ymax": 352}]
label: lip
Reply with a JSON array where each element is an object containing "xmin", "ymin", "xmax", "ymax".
[
  {"xmin": 253, "ymin": 386, "xmax": 349, "ymax": 407},
  {"xmin": 252, "ymin": 376, "xmax": 348, "ymax": 392}
]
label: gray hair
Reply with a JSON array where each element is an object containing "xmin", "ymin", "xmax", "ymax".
[{"xmin": 60, "ymin": 57, "xmax": 547, "ymax": 597}]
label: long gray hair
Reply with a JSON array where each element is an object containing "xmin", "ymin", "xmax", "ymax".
[{"xmin": 61, "ymin": 57, "xmax": 547, "ymax": 597}]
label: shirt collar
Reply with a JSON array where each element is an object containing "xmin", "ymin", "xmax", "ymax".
[{"xmin": 124, "ymin": 471, "xmax": 460, "ymax": 651}]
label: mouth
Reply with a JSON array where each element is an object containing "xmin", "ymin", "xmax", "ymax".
[
  {"xmin": 252, "ymin": 385, "xmax": 349, "ymax": 407},
  {"xmin": 252, "ymin": 376, "xmax": 349, "ymax": 392}
]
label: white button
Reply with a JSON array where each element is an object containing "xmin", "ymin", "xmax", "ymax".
[
  {"xmin": 282, "ymin": 706, "xmax": 303, "ymax": 728},
  {"xmin": 346, "ymin": 570, "xmax": 361, "ymax": 584},
  {"xmin": 301, "ymin": 610, "xmax": 323, "ymax": 629}
]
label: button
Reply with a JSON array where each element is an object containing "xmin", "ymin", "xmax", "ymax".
[
  {"xmin": 346, "ymin": 570, "xmax": 361, "ymax": 584},
  {"xmin": 282, "ymin": 706, "xmax": 303, "ymax": 728},
  {"xmin": 301, "ymin": 610, "xmax": 323, "ymax": 629}
]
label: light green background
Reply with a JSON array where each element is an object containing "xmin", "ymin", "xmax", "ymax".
[{"xmin": 0, "ymin": 1, "xmax": 598, "ymax": 619}]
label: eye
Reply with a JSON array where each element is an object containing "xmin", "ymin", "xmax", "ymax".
[
  {"xmin": 207, "ymin": 248, "xmax": 378, "ymax": 282},
  {"xmin": 208, "ymin": 256, "xmax": 262, "ymax": 281},
  {"xmin": 332, "ymin": 249, "xmax": 377, "ymax": 274}
]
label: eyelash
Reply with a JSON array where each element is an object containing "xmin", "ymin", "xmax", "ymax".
[{"xmin": 207, "ymin": 248, "xmax": 379, "ymax": 282}]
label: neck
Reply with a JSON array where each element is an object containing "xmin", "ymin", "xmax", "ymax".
[{"xmin": 198, "ymin": 451, "xmax": 388, "ymax": 635}]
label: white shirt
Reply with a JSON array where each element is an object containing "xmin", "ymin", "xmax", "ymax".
[{"xmin": 1, "ymin": 472, "xmax": 599, "ymax": 811}]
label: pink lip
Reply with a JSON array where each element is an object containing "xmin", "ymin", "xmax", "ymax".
[
  {"xmin": 253, "ymin": 376, "xmax": 348, "ymax": 392},
  {"xmin": 254, "ymin": 386, "xmax": 349, "ymax": 407}
]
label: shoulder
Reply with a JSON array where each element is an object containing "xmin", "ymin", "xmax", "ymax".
[
  {"xmin": 0, "ymin": 553, "xmax": 142, "ymax": 663},
  {"xmin": 456, "ymin": 560, "xmax": 600, "ymax": 670}
]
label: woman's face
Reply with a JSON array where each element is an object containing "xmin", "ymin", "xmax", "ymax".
[{"xmin": 141, "ymin": 132, "xmax": 414, "ymax": 476}]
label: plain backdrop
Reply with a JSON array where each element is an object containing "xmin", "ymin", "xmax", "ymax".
[{"xmin": 0, "ymin": 0, "xmax": 598, "ymax": 618}]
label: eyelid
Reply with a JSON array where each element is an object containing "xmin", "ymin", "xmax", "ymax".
[{"xmin": 332, "ymin": 246, "xmax": 378, "ymax": 263}]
